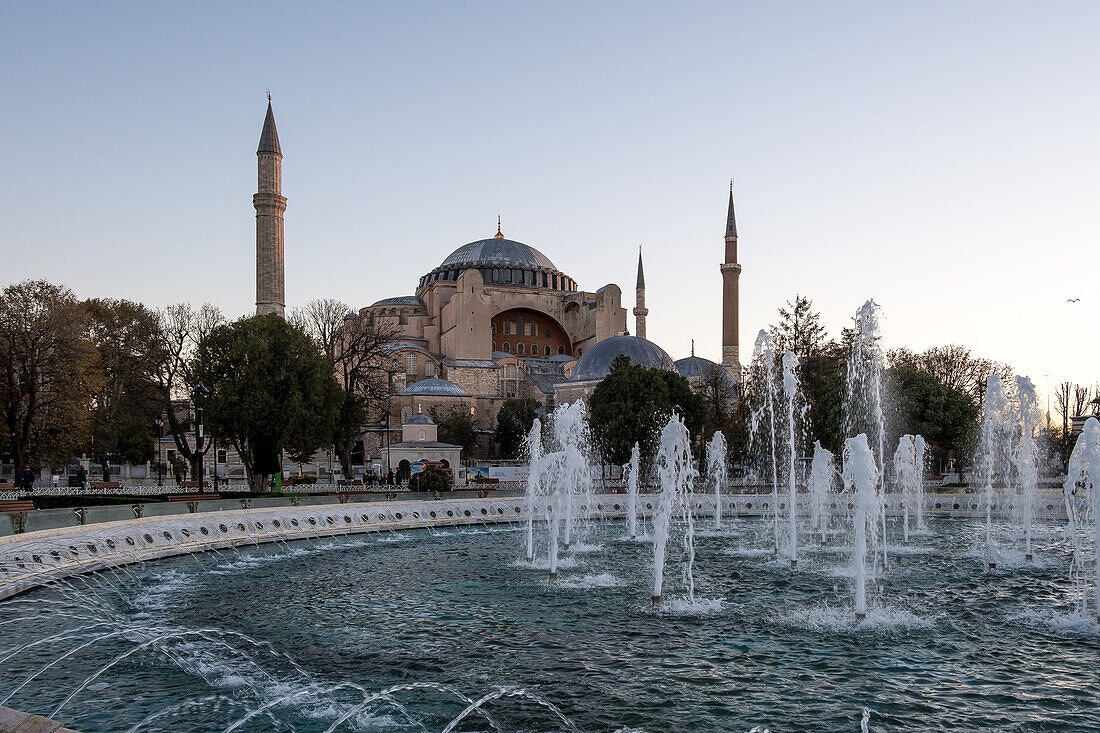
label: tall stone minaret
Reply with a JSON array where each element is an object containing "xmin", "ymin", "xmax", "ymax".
[
  {"xmin": 633, "ymin": 246, "xmax": 648, "ymax": 339},
  {"xmin": 720, "ymin": 181, "xmax": 742, "ymax": 380},
  {"xmin": 255, "ymin": 95, "xmax": 286, "ymax": 318}
]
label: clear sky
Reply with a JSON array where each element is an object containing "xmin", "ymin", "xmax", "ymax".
[{"xmin": 2, "ymin": 2, "xmax": 1097, "ymax": 404}]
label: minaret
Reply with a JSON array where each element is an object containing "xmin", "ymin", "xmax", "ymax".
[
  {"xmin": 634, "ymin": 245, "xmax": 648, "ymax": 339},
  {"xmin": 255, "ymin": 94, "xmax": 286, "ymax": 317},
  {"xmin": 720, "ymin": 181, "xmax": 742, "ymax": 380}
]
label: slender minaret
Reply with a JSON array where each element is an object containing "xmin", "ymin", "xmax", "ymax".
[
  {"xmin": 255, "ymin": 94, "xmax": 286, "ymax": 317},
  {"xmin": 720, "ymin": 181, "xmax": 742, "ymax": 380},
  {"xmin": 634, "ymin": 245, "xmax": 648, "ymax": 339}
]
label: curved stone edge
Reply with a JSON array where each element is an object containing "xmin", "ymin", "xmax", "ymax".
[
  {"xmin": 0, "ymin": 704, "xmax": 79, "ymax": 732},
  {"xmin": 0, "ymin": 493, "xmax": 1066, "ymax": 602}
]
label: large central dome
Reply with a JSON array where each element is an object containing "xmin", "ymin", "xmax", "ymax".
[
  {"xmin": 439, "ymin": 238, "xmax": 556, "ymax": 271},
  {"xmin": 418, "ymin": 225, "xmax": 576, "ymax": 292}
]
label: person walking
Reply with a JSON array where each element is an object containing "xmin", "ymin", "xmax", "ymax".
[
  {"xmin": 76, "ymin": 464, "xmax": 88, "ymax": 491},
  {"xmin": 20, "ymin": 467, "xmax": 35, "ymax": 491}
]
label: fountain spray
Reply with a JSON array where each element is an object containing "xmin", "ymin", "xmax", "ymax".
[
  {"xmin": 893, "ymin": 435, "xmax": 925, "ymax": 543},
  {"xmin": 844, "ymin": 301, "xmax": 889, "ymax": 570},
  {"xmin": 808, "ymin": 441, "xmax": 837, "ymax": 544},
  {"xmin": 1064, "ymin": 417, "xmax": 1100, "ymax": 624},
  {"xmin": 781, "ymin": 350, "xmax": 803, "ymax": 568},
  {"xmin": 651, "ymin": 415, "xmax": 696, "ymax": 607},
  {"xmin": 626, "ymin": 442, "xmax": 640, "ymax": 539},
  {"xmin": 524, "ymin": 418, "xmax": 543, "ymax": 562},
  {"xmin": 751, "ymin": 330, "xmax": 782, "ymax": 555},
  {"xmin": 706, "ymin": 431, "xmax": 728, "ymax": 531},
  {"xmin": 540, "ymin": 402, "xmax": 591, "ymax": 583},
  {"xmin": 1014, "ymin": 376, "xmax": 1040, "ymax": 562},
  {"xmin": 978, "ymin": 375, "xmax": 1011, "ymax": 570},
  {"xmin": 844, "ymin": 433, "xmax": 879, "ymax": 621}
]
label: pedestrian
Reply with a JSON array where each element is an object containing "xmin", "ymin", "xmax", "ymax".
[
  {"xmin": 76, "ymin": 464, "xmax": 88, "ymax": 491},
  {"xmin": 20, "ymin": 467, "xmax": 35, "ymax": 491}
]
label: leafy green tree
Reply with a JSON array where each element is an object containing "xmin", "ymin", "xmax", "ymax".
[
  {"xmin": 84, "ymin": 298, "xmax": 161, "ymax": 480},
  {"xmin": 416, "ymin": 465, "xmax": 452, "ymax": 492},
  {"xmin": 588, "ymin": 365, "xmax": 705, "ymax": 465},
  {"xmin": 494, "ymin": 397, "xmax": 542, "ymax": 458},
  {"xmin": 0, "ymin": 280, "xmax": 101, "ymax": 477},
  {"xmin": 194, "ymin": 315, "xmax": 340, "ymax": 492},
  {"xmin": 771, "ymin": 294, "xmax": 827, "ymax": 358},
  {"xmin": 885, "ymin": 364, "xmax": 980, "ymax": 471},
  {"xmin": 429, "ymin": 404, "xmax": 478, "ymax": 455}
]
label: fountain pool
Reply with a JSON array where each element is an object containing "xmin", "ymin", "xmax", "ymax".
[{"xmin": 2, "ymin": 514, "xmax": 1098, "ymax": 732}]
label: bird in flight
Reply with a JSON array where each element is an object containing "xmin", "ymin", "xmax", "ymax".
[{"xmin": 1067, "ymin": 298, "xmax": 1080, "ymax": 303}]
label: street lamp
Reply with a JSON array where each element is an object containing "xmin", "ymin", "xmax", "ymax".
[
  {"xmin": 192, "ymin": 383, "xmax": 210, "ymax": 493},
  {"xmin": 154, "ymin": 415, "xmax": 164, "ymax": 486}
]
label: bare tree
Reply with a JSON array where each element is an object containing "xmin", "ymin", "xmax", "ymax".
[
  {"xmin": 140, "ymin": 303, "xmax": 225, "ymax": 481},
  {"xmin": 292, "ymin": 299, "xmax": 399, "ymax": 475},
  {"xmin": 1053, "ymin": 380, "xmax": 1073, "ymax": 462},
  {"xmin": 887, "ymin": 345, "xmax": 1012, "ymax": 407},
  {"xmin": 1072, "ymin": 384, "xmax": 1091, "ymax": 417},
  {"xmin": 0, "ymin": 281, "xmax": 101, "ymax": 479}
]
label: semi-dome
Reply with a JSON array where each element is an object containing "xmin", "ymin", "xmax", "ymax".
[
  {"xmin": 371, "ymin": 295, "xmax": 424, "ymax": 308},
  {"xmin": 397, "ymin": 378, "xmax": 470, "ymax": 397},
  {"xmin": 568, "ymin": 335, "xmax": 676, "ymax": 383}
]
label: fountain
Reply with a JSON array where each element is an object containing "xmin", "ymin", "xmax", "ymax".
[
  {"xmin": 536, "ymin": 402, "xmax": 592, "ymax": 581},
  {"xmin": 650, "ymin": 415, "xmax": 696, "ymax": 607},
  {"xmin": 1014, "ymin": 376, "xmax": 1040, "ymax": 562},
  {"xmin": 977, "ymin": 375, "xmax": 1012, "ymax": 569},
  {"xmin": 893, "ymin": 434, "xmax": 926, "ymax": 542},
  {"xmin": 808, "ymin": 441, "xmax": 837, "ymax": 544},
  {"xmin": 843, "ymin": 433, "xmax": 879, "ymax": 621},
  {"xmin": 844, "ymin": 300, "xmax": 889, "ymax": 570},
  {"xmin": 748, "ymin": 329, "xmax": 781, "ymax": 554},
  {"xmin": 781, "ymin": 350, "xmax": 804, "ymax": 568},
  {"xmin": 523, "ymin": 418, "xmax": 543, "ymax": 562},
  {"xmin": 1065, "ymin": 416, "xmax": 1100, "ymax": 623},
  {"xmin": 625, "ymin": 442, "xmax": 641, "ymax": 540},
  {"xmin": 705, "ymin": 431, "xmax": 728, "ymax": 531}
]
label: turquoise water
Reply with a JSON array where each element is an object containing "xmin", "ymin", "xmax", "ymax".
[{"xmin": 1, "ymin": 517, "xmax": 1098, "ymax": 732}]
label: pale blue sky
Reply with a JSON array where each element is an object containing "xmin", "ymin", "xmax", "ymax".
[{"xmin": 2, "ymin": 2, "xmax": 1098, "ymax": 403}]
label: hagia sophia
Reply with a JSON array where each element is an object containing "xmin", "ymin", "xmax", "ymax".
[{"xmin": 253, "ymin": 100, "xmax": 742, "ymax": 475}]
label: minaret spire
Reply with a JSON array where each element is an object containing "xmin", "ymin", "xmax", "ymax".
[
  {"xmin": 720, "ymin": 180, "xmax": 742, "ymax": 380},
  {"xmin": 255, "ymin": 96, "xmax": 286, "ymax": 317},
  {"xmin": 634, "ymin": 245, "xmax": 649, "ymax": 340}
]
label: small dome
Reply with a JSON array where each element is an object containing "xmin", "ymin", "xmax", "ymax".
[
  {"xmin": 675, "ymin": 355, "xmax": 740, "ymax": 388},
  {"xmin": 405, "ymin": 413, "xmax": 435, "ymax": 425},
  {"xmin": 569, "ymin": 335, "xmax": 676, "ymax": 383},
  {"xmin": 439, "ymin": 238, "xmax": 556, "ymax": 271},
  {"xmin": 398, "ymin": 378, "xmax": 470, "ymax": 397}
]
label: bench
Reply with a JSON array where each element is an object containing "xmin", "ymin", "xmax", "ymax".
[
  {"xmin": 166, "ymin": 494, "xmax": 219, "ymax": 502},
  {"xmin": 0, "ymin": 501, "xmax": 34, "ymax": 513},
  {"xmin": 89, "ymin": 481, "xmax": 121, "ymax": 489}
]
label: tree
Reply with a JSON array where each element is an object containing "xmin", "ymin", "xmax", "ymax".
[
  {"xmin": 495, "ymin": 397, "xmax": 542, "ymax": 458},
  {"xmin": 588, "ymin": 365, "xmax": 705, "ymax": 465},
  {"xmin": 771, "ymin": 294, "xmax": 827, "ymax": 358},
  {"xmin": 291, "ymin": 299, "xmax": 399, "ymax": 476},
  {"xmin": 887, "ymin": 345, "xmax": 1012, "ymax": 408},
  {"xmin": 699, "ymin": 362, "xmax": 740, "ymax": 442},
  {"xmin": 429, "ymin": 404, "xmax": 478, "ymax": 455},
  {"xmin": 884, "ymin": 364, "xmax": 979, "ymax": 471},
  {"xmin": 193, "ymin": 315, "xmax": 340, "ymax": 492},
  {"xmin": 0, "ymin": 281, "xmax": 101, "ymax": 478},
  {"xmin": 1054, "ymin": 381, "xmax": 1074, "ymax": 463},
  {"xmin": 84, "ymin": 298, "xmax": 160, "ymax": 480},
  {"xmin": 140, "ymin": 303, "xmax": 224, "ymax": 481}
]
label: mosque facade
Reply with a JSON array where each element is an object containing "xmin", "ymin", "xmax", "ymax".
[{"xmin": 252, "ymin": 102, "xmax": 741, "ymax": 470}]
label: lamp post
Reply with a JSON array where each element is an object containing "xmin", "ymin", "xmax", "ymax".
[
  {"xmin": 154, "ymin": 415, "xmax": 164, "ymax": 486},
  {"xmin": 192, "ymin": 383, "xmax": 210, "ymax": 493}
]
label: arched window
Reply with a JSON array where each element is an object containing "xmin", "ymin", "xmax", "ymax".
[
  {"xmin": 530, "ymin": 343, "xmax": 538, "ymax": 355},
  {"xmin": 503, "ymin": 321, "xmax": 512, "ymax": 335},
  {"xmin": 577, "ymin": 348, "xmax": 582, "ymax": 356},
  {"xmin": 558, "ymin": 346, "xmax": 565, "ymax": 355},
  {"xmin": 423, "ymin": 361, "xmax": 436, "ymax": 378},
  {"xmin": 517, "ymin": 343, "xmax": 525, "ymax": 355},
  {"xmin": 405, "ymin": 355, "xmax": 418, "ymax": 376},
  {"xmin": 529, "ymin": 323, "xmax": 537, "ymax": 336},
  {"xmin": 492, "ymin": 341, "xmax": 497, "ymax": 351},
  {"xmin": 502, "ymin": 342, "xmax": 511, "ymax": 353},
  {"xmin": 544, "ymin": 345, "xmax": 551, "ymax": 356}
]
